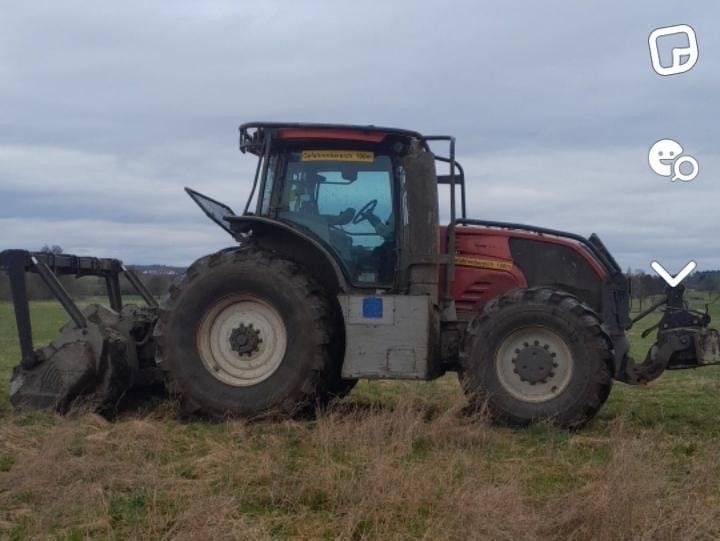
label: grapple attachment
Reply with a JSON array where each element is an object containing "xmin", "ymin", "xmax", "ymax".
[
  {"xmin": 0, "ymin": 250, "xmax": 160, "ymax": 416},
  {"xmin": 616, "ymin": 285, "xmax": 720, "ymax": 384}
]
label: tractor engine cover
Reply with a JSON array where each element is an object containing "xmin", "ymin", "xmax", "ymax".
[{"xmin": 9, "ymin": 304, "xmax": 157, "ymax": 417}]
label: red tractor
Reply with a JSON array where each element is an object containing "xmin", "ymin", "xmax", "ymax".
[{"xmin": 4, "ymin": 122, "xmax": 719, "ymax": 427}]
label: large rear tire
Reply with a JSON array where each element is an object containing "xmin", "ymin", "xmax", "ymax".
[
  {"xmin": 459, "ymin": 288, "xmax": 613, "ymax": 429},
  {"xmin": 154, "ymin": 247, "xmax": 341, "ymax": 418}
]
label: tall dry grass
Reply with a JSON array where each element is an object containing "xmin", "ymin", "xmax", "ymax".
[{"xmin": 1, "ymin": 394, "xmax": 719, "ymax": 539}]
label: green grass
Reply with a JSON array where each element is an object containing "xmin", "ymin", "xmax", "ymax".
[{"xmin": 1, "ymin": 294, "xmax": 720, "ymax": 538}]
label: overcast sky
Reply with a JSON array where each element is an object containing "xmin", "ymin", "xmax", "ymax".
[{"xmin": 1, "ymin": 1, "xmax": 718, "ymax": 274}]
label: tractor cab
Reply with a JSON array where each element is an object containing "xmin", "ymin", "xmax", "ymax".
[{"xmin": 232, "ymin": 123, "xmax": 457, "ymax": 296}]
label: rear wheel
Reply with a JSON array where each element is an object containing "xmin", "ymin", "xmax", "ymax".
[
  {"xmin": 155, "ymin": 247, "xmax": 340, "ymax": 418},
  {"xmin": 459, "ymin": 288, "xmax": 613, "ymax": 429}
]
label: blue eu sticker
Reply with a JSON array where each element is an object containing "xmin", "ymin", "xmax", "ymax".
[{"xmin": 362, "ymin": 297, "xmax": 383, "ymax": 319}]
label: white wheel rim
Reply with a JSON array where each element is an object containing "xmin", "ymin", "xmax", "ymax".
[
  {"xmin": 495, "ymin": 326, "xmax": 574, "ymax": 403},
  {"xmin": 197, "ymin": 294, "xmax": 287, "ymax": 387}
]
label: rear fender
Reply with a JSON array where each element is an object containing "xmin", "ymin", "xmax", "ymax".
[
  {"xmin": 225, "ymin": 216, "xmax": 348, "ymax": 294},
  {"xmin": 185, "ymin": 188, "xmax": 348, "ymax": 293}
]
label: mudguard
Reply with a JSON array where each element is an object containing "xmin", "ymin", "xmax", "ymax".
[
  {"xmin": 186, "ymin": 187, "xmax": 349, "ymax": 293},
  {"xmin": 225, "ymin": 215, "xmax": 349, "ymax": 292}
]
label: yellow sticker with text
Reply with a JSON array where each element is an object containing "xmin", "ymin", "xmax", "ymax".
[
  {"xmin": 301, "ymin": 150, "xmax": 374, "ymax": 162},
  {"xmin": 454, "ymin": 256, "xmax": 513, "ymax": 271}
]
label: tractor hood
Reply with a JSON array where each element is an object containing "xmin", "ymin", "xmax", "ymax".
[{"xmin": 445, "ymin": 220, "xmax": 622, "ymax": 279}]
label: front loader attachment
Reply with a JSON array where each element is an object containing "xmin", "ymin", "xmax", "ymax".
[
  {"xmin": 616, "ymin": 285, "xmax": 720, "ymax": 384},
  {"xmin": 0, "ymin": 250, "xmax": 161, "ymax": 416}
]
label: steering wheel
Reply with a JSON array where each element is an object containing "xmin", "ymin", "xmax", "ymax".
[{"xmin": 352, "ymin": 199, "xmax": 378, "ymax": 224}]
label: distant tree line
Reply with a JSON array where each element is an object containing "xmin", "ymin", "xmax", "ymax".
[{"xmin": 0, "ymin": 245, "xmax": 183, "ymax": 302}]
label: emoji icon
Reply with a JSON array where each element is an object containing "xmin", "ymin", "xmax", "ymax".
[
  {"xmin": 649, "ymin": 24, "xmax": 699, "ymax": 76},
  {"xmin": 648, "ymin": 139, "xmax": 699, "ymax": 182}
]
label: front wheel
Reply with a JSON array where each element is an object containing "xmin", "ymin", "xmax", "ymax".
[{"xmin": 459, "ymin": 288, "xmax": 613, "ymax": 429}]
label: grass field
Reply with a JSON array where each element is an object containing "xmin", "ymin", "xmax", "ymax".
[{"xmin": 1, "ymin": 295, "xmax": 720, "ymax": 539}]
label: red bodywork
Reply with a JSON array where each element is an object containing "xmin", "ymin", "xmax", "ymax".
[{"xmin": 445, "ymin": 225, "xmax": 608, "ymax": 312}]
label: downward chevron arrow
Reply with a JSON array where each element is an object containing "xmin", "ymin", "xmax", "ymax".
[{"xmin": 650, "ymin": 260, "xmax": 697, "ymax": 288}]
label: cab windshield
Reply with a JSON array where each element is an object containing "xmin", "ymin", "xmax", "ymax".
[{"xmin": 273, "ymin": 150, "xmax": 396, "ymax": 286}]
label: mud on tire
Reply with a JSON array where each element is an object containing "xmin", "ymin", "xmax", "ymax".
[
  {"xmin": 154, "ymin": 246, "xmax": 345, "ymax": 418},
  {"xmin": 459, "ymin": 287, "xmax": 613, "ymax": 429}
]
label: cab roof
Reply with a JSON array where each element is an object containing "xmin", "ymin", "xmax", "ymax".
[{"xmin": 239, "ymin": 121, "xmax": 426, "ymax": 155}]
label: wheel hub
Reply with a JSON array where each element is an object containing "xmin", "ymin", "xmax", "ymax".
[
  {"xmin": 229, "ymin": 323, "xmax": 262, "ymax": 356},
  {"xmin": 196, "ymin": 295, "xmax": 287, "ymax": 387},
  {"xmin": 495, "ymin": 326, "xmax": 574, "ymax": 403},
  {"xmin": 513, "ymin": 342, "xmax": 557, "ymax": 384}
]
